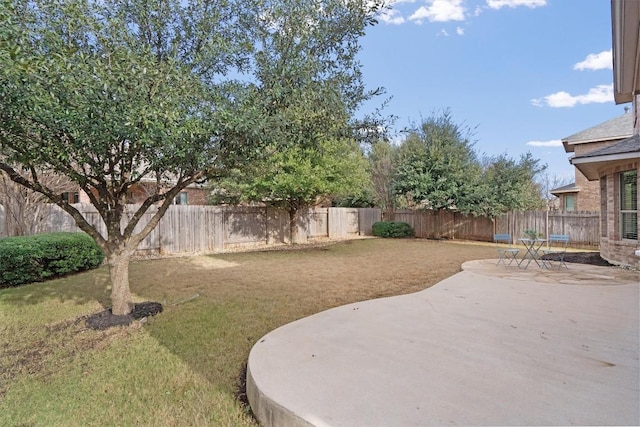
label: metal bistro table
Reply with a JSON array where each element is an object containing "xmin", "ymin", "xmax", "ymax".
[{"xmin": 518, "ymin": 238, "xmax": 546, "ymax": 269}]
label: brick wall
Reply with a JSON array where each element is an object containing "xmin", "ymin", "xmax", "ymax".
[
  {"xmin": 598, "ymin": 161, "xmax": 640, "ymax": 268},
  {"xmin": 77, "ymin": 184, "xmax": 209, "ymax": 205},
  {"xmin": 572, "ymin": 141, "xmax": 614, "ymax": 211},
  {"xmin": 182, "ymin": 187, "xmax": 208, "ymax": 205},
  {"xmin": 574, "ymin": 170, "xmax": 600, "ymax": 211}
]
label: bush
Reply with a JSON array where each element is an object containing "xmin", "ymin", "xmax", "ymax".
[
  {"xmin": 0, "ymin": 232, "xmax": 104, "ymax": 288},
  {"xmin": 372, "ymin": 221, "xmax": 415, "ymax": 238}
]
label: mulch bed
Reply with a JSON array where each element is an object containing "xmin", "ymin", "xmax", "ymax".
[
  {"xmin": 85, "ymin": 301, "xmax": 163, "ymax": 330},
  {"xmin": 541, "ymin": 251, "xmax": 613, "ymax": 267}
]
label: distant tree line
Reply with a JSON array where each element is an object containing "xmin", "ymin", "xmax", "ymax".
[
  {"xmin": 359, "ymin": 109, "xmax": 548, "ymax": 219},
  {"xmin": 217, "ymin": 108, "xmax": 548, "ymax": 223}
]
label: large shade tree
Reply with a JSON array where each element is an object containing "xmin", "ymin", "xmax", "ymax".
[
  {"xmin": 473, "ymin": 152, "xmax": 547, "ymax": 217},
  {"xmin": 0, "ymin": 0, "xmax": 257, "ymax": 315},
  {"xmin": 393, "ymin": 110, "xmax": 482, "ymax": 211},
  {"xmin": 211, "ymin": 0, "xmax": 384, "ymax": 241},
  {"xmin": 392, "ymin": 110, "xmax": 548, "ymax": 217},
  {"xmin": 213, "ymin": 138, "xmax": 370, "ymax": 242}
]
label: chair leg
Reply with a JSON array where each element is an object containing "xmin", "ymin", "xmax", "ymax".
[{"xmin": 559, "ymin": 253, "xmax": 568, "ymax": 268}]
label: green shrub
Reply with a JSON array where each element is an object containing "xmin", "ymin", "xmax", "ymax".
[
  {"xmin": 0, "ymin": 232, "xmax": 104, "ymax": 288},
  {"xmin": 372, "ymin": 221, "xmax": 415, "ymax": 238}
]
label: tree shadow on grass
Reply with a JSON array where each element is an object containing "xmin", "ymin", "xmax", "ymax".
[{"xmin": 0, "ymin": 265, "xmax": 112, "ymax": 309}]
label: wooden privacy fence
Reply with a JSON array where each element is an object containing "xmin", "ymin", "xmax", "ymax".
[
  {"xmin": 20, "ymin": 204, "xmax": 383, "ymax": 255},
  {"xmin": 0, "ymin": 203, "xmax": 600, "ymax": 253},
  {"xmin": 495, "ymin": 210, "xmax": 600, "ymax": 249},
  {"xmin": 394, "ymin": 209, "xmax": 494, "ymax": 242},
  {"xmin": 396, "ymin": 209, "xmax": 600, "ymax": 249}
]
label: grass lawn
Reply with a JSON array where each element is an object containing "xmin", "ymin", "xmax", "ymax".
[{"xmin": 0, "ymin": 238, "xmax": 496, "ymax": 426}]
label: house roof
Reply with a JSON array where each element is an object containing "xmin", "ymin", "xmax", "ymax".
[
  {"xmin": 562, "ymin": 113, "xmax": 633, "ymax": 153},
  {"xmin": 550, "ymin": 182, "xmax": 579, "ymax": 196},
  {"xmin": 571, "ymin": 133, "xmax": 640, "ymax": 180}
]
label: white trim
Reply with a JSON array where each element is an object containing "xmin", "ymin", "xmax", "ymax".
[
  {"xmin": 571, "ymin": 152, "xmax": 640, "ymax": 165},
  {"xmin": 563, "ymin": 135, "xmax": 633, "ymax": 146}
]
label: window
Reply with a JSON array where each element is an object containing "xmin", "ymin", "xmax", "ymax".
[
  {"xmin": 620, "ymin": 170, "xmax": 638, "ymax": 240},
  {"xmin": 174, "ymin": 191, "xmax": 188, "ymax": 205},
  {"xmin": 564, "ymin": 195, "xmax": 575, "ymax": 212},
  {"xmin": 61, "ymin": 191, "xmax": 79, "ymax": 203}
]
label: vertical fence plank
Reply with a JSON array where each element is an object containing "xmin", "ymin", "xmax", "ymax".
[
  {"xmin": 358, "ymin": 208, "xmax": 382, "ymax": 236},
  {"xmin": 308, "ymin": 208, "xmax": 328, "ymax": 238},
  {"xmin": 328, "ymin": 208, "xmax": 347, "ymax": 239}
]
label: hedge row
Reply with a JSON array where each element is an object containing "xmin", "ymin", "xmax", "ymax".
[
  {"xmin": 372, "ymin": 221, "xmax": 415, "ymax": 238},
  {"xmin": 0, "ymin": 232, "xmax": 105, "ymax": 288}
]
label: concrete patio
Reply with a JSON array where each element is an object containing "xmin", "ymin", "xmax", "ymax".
[{"xmin": 247, "ymin": 260, "xmax": 640, "ymax": 426}]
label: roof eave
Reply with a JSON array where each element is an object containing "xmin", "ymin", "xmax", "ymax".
[
  {"xmin": 571, "ymin": 152, "xmax": 640, "ymax": 180},
  {"xmin": 612, "ymin": 0, "xmax": 640, "ymax": 105},
  {"xmin": 550, "ymin": 188, "xmax": 579, "ymax": 195}
]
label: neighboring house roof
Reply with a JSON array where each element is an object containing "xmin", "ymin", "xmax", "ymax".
[
  {"xmin": 550, "ymin": 182, "xmax": 578, "ymax": 196},
  {"xmin": 571, "ymin": 133, "xmax": 640, "ymax": 180},
  {"xmin": 562, "ymin": 113, "xmax": 633, "ymax": 153}
]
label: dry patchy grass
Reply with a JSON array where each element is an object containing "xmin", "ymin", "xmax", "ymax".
[{"xmin": 1, "ymin": 238, "xmax": 496, "ymax": 426}]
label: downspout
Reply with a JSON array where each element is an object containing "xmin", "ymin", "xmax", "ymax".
[{"xmin": 632, "ymin": 17, "xmax": 640, "ymax": 134}]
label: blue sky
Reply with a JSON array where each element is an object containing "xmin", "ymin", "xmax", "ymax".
[{"xmin": 358, "ymin": 0, "xmax": 623, "ymax": 182}]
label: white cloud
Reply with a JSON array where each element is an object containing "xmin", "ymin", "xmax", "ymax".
[
  {"xmin": 526, "ymin": 139, "xmax": 562, "ymax": 147},
  {"xmin": 437, "ymin": 28, "xmax": 450, "ymax": 37},
  {"xmin": 573, "ymin": 50, "xmax": 612, "ymax": 71},
  {"xmin": 486, "ymin": 0, "xmax": 547, "ymax": 9},
  {"xmin": 531, "ymin": 84, "xmax": 614, "ymax": 108},
  {"xmin": 409, "ymin": 0, "xmax": 465, "ymax": 24},
  {"xmin": 456, "ymin": 26, "xmax": 464, "ymax": 35},
  {"xmin": 379, "ymin": 8, "xmax": 406, "ymax": 25}
]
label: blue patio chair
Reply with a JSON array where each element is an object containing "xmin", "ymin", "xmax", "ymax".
[
  {"xmin": 494, "ymin": 233, "xmax": 520, "ymax": 266},
  {"xmin": 542, "ymin": 234, "xmax": 570, "ymax": 269}
]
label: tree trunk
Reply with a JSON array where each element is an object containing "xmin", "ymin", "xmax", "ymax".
[
  {"xmin": 288, "ymin": 207, "xmax": 298, "ymax": 244},
  {"xmin": 107, "ymin": 249, "xmax": 134, "ymax": 315}
]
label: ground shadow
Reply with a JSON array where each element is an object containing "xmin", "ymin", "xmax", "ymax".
[{"xmin": 0, "ymin": 265, "xmax": 112, "ymax": 309}]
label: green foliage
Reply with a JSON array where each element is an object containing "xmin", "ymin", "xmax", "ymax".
[
  {"xmin": 213, "ymin": 138, "xmax": 371, "ymax": 211},
  {"xmin": 210, "ymin": 0, "xmax": 384, "ymax": 216},
  {"xmin": 393, "ymin": 110, "xmax": 481, "ymax": 212},
  {"xmin": 472, "ymin": 152, "xmax": 547, "ymax": 217},
  {"xmin": 248, "ymin": 0, "xmax": 385, "ymax": 148},
  {"xmin": 333, "ymin": 190, "xmax": 377, "ymax": 208},
  {"xmin": 0, "ymin": 232, "xmax": 104, "ymax": 287},
  {"xmin": 372, "ymin": 221, "xmax": 415, "ymax": 238},
  {"xmin": 390, "ymin": 110, "xmax": 547, "ymax": 218},
  {"xmin": 523, "ymin": 229, "xmax": 543, "ymax": 239}
]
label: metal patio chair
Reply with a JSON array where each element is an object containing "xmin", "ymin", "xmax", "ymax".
[
  {"xmin": 542, "ymin": 234, "xmax": 570, "ymax": 269},
  {"xmin": 494, "ymin": 233, "xmax": 520, "ymax": 266}
]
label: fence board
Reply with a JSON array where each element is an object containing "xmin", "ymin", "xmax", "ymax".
[
  {"xmin": 358, "ymin": 208, "xmax": 382, "ymax": 236},
  {"xmin": 308, "ymin": 208, "xmax": 328, "ymax": 238}
]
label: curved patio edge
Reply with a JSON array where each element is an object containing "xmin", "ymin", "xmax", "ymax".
[
  {"xmin": 246, "ymin": 261, "xmax": 640, "ymax": 426},
  {"xmin": 246, "ymin": 362, "xmax": 314, "ymax": 427}
]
